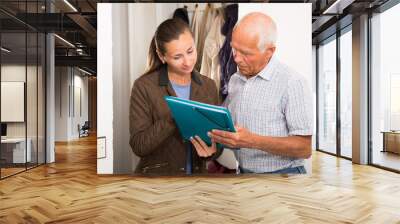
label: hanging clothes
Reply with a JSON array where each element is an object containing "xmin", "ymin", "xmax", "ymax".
[
  {"xmin": 194, "ymin": 4, "xmax": 218, "ymax": 71},
  {"xmin": 200, "ymin": 7, "xmax": 225, "ymax": 93},
  {"xmin": 191, "ymin": 4, "xmax": 201, "ymax": 62},
  {"xmin": 173, "ymin": 7, "xmax": 189, "ymax": 25},
  {"xmin": 218, "ymin": 4, "xmax": 238, "ymax": 100}
]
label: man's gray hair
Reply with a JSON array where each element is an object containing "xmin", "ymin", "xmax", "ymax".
[
  {"xmin": 234, "ymin": 13, "xmax": 278, "ymax": 53},
  {"xmin": 257, "ymin": 22, "xmax": 277, "ymax": 52}
]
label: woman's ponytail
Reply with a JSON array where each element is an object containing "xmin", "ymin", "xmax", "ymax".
[{"xmin": 143, "ymin": 36, "xmax": 163, "ymax": 76}]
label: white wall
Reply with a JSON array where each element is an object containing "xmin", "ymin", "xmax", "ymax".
[
  {"xmin": 128, "ymin": 3, "xmax": 178, "ymax": 85},
  {"xmin": 239, "ymin": 3, "xmax": 312, "ymax": 83},
  {"xmin": 54, "ymin": 67, "xmax": 89, "ymax": 141},
  {"xmin": 97, "ymin": 3, "xmax": 114, "ymax": 174},
  {"xmin": 55, "ymin": 67, "xmax": 69, "ymax": 141},
  {"xmin": 72, "ymin": 72, "xmax": 89, "ymax": 138},
  {"xmin": 112, "ymin": 4, "xmax": 132, "ymax": 174}
]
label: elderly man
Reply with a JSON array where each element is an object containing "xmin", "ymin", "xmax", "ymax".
[{"xmin": 190, "ymin": 12, "xmax": 313, "ymax": 174}]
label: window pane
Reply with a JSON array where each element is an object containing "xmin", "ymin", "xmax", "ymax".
[
  {"xmin": 371, "ymin": 3, "xmax": 400, "ymax": 171},
  {"xmin": 318, "ymin": 37, "xmax": 337, "ymax": 154},
  {"xmin": 340, "ymin": 29, "xmax": 352, "ymax": 158}
]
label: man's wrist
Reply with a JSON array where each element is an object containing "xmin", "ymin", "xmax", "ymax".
[{"xmin": 249, "ymin": 133, "xmax": 259, "ymax": 149}]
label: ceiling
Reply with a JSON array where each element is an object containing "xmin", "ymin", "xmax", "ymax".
[
  {"xmin": 0, "ymin": 0, "xmax": 97, "ymax": 74},
  {"xmin": 0, "ymin": 0, "xmax": 393, "ymax": 75}
]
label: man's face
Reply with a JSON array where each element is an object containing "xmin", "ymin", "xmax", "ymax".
[{"xmin": 231, "ymin": 29, "xmax": 274, "ymax": 77}]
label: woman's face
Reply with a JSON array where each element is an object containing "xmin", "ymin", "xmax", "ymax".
[{"xmin": 161, "ymin": 30, "xmax": 197, "ymax": 76}]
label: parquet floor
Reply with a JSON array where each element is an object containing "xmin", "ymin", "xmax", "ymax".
[
  {"xmin": 1, "ymin": 135, "xmax": 400, "ymax": 223},
  {"xmin": 373, "ymin": 150, "xmax": 400, "ymax": 171},
  {"xmin": 1, "ymin": 167, "xmax": 26, "ymax": 178}
]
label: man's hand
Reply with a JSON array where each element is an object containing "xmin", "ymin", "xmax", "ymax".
[
  {"xmin": 209, "ymin": 125, "xmax": 255, "ymax": 149},
  {"xmin": 210, "ymin": 125, "xmax": 312, "ymax": 159},
  {"xmin": 190, "ymin": 135, "xmax": 217, "ymax": 157}
]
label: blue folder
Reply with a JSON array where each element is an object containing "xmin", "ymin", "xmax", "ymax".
[{"xmin": 164, "ymin": 96, "xmax": 236, "ymax": 146}]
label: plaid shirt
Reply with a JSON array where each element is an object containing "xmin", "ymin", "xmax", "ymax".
[{"xmin": 224, "ymin": 55, "xmax": 313, "ymax": 173}]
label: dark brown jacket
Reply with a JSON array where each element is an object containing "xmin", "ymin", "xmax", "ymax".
[{"xmin": 129, "ymin": 65, "xmax": 219, "ymax": 175}]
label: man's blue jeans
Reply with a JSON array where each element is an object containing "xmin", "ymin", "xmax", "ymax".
[{"xmin": 239, "ymin": 166, "xmax": 307, "ymax": 174}]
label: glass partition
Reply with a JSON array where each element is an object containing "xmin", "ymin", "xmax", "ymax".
[
  {"xmin": 1, "ymin": 30, "xmax": 28, "ymax": 177},
  {"xmin": 317, "ymin": 36, "xmax": 337, "ymax": 155},
  {"xmin": 0, "ymin": 1, "xmax": 46, "ymax": 179},
  {"xmin": 339, "ymin": 28, "xmax": 352, "ymax": 158},
  {"xmin": 370, "ymin": 3, "xmax": 400, "ymax": 171}
]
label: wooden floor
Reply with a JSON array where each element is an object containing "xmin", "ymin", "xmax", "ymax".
[
  {"xmin": 373, "ymin": 150, "xmax": 400, "ymax": 171},
  {"xmin": 1, "ymin": 135, "xmax": 400, "ymax": 223},
  {"xmin": 0, "ymin": 167, "xmax": 26, "ymax": 178},
  {"xmin": 1, "ymin": 162, "xmax": 45, "ymax": 178}
]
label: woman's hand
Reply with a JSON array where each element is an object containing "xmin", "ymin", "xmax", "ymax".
[{"xmin": 190, "ymin": 135, "xmax": 217, "ymax": 157}]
